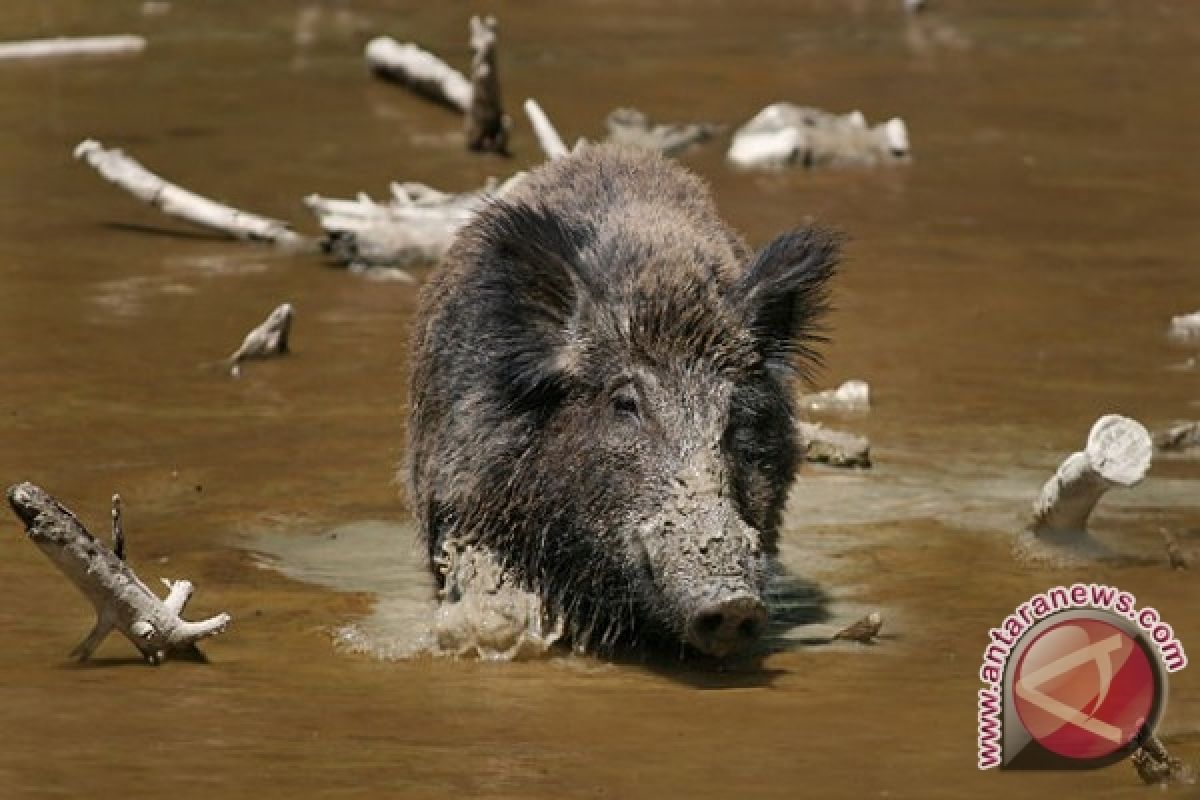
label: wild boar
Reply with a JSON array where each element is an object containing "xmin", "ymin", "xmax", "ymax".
[{"xmin": 407, "ymin": 144, "xmax": 838, "ymax": 658}]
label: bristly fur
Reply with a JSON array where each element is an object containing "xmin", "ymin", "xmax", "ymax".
[{"xmin": 406, "ymin": 143, "xmax": 839, "ymax": 656}]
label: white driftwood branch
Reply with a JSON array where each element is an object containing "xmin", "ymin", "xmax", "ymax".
[
  {"xmin": 465, "ymin": 15, "xmax": 509, "ymax": 154},
  {"xmin": 305, "ymin": 173, "xmax": 524, "ymax": 267},
  {"xmin": 797, "ymin": 421, "xmax": 871, "ymax": 468},
  {"xmin": 74, "ymin": 139, "xmax": 308, "ymax": 247},
  {"xmin": 365, "ymin": 36, "xmax": 471, "ymax": 114},
  {"xmin": 7, "ymin": 482, "xmax": 231, "ymax": 665},
  {"xmin": 523, "ymin": 98, "xmax": 569, "ymax": 160},
  {"xmin": 1155, "ymin": 421, "xmax": 1200, "ymax": 453},
  {"xmin": 0, "ymin": 35, "xmax": 145, "ymax": 61},
  {"xmin": 1168, "ymin": 310, "xmax": 1200, "ymax": 344},
  {"xmin": 799, "ymin": 379, "xmax": 870, "ymax": 413},
  {"xmin": 229, "ymin": 302, "xmax": 293, "ymax": 377},
  {"xmin": 605, "ymin": 108, "xmax": 719, "ymax": 156},
  {"xmin": 728, "ymin": 104, "xmax": 910, "ymax": 169},
  {"xmin": 1031, "ymin": 415, "xmax": 1153, "ymax": 537}
]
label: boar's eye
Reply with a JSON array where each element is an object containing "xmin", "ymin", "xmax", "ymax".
[{"xmin": 611, "ymin": 384, "xmax": 641, "ymax": 421}]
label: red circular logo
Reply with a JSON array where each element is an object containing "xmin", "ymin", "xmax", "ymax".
[{"xmin": 1013, "ymin": 618, "xmax": 1156, "ymax": 760}]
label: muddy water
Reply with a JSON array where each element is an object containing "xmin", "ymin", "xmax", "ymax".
[{"xmin": 1, "ymin": 1, "xmax": 1198, "ymax": 797}]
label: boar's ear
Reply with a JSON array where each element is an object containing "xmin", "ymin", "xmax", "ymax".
[
  {"xmin": 476, "ymin": 201, "xmax": 595, "ymax": 409},
  {"xmin": 730, "ymin": 227, "xmax": 840, "ymax": 381}
]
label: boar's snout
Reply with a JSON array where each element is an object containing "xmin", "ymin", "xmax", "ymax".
[{"xmin": 686, "ymin": 591, "xmax": 767, "ymax": 658}]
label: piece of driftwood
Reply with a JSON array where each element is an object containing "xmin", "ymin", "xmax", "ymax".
[
  {"xmin": 0, "ymin": 35, "xmax": 146, "ymax": 61},
  {"xmin": 524, "ymin": 98, "xmax": 570, "ymax": 160},
  {"xmin": 465, "ymin": 16, "xmax": 509, "ymax": 154},
  {"xmin": 1156, "ymin": 421, "xmax": 1200, "ymax": 453},
  {"xmin": 728, "ymin": 104, "xmax": 910, "ymax": 169},
  {"xmin": 305, "ymin": 174, "xmax": 523, "ymax": 268},
  {"xmin": 1160, "ymin": 528, "xmax": 1190, "ymax": 571},
  {"xmin": 797, "ymin": 421, "xmax": 871, "ymax": 468},
  {"xmin": 903, "ymin": 0, "xmax": 928, "ymax": 13},
  {"xmin": 1168, "ymin": 310, "xmax": 1200, "ymax": 344},
  {"xmin": 75, "ymin": 139, "xmax": 309, "ymax": 248},
  {"xmin": 6, "ymin": 482, "xmax": 230, "ymax": 665},
  {"xmin": 832, "ymin": 611, "xmax": 883, "ymax": 644},
  {"xmin": 364, "ymin": 37, "xmax": 471, "ymax": 113},
  {"xmin": 1031, "ymin": 415, "xmax": 1153, "ymax": 537},
  {"xmin": 229, "ymin": 303, "xmax": 293, "ymax": 377},
  {"xmin": 604, "ymin": 108, "xmax": 720, "ymax": 156},
  {"xmin": 799, "ymin": 379, "xmax": 870, "ymax": 413},
  {"xmin": 1131, "ymin": 735, "xmax": 1195, "ymax": 786}
]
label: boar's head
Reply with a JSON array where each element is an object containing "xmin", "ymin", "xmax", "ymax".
[{"xmin": 409, "ymin": 150, "xmax": 838, "ymax": 659}]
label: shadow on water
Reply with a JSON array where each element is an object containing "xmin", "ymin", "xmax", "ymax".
[{"xmin": 103, "ymin": 221, "xmax": 233, "ymax": 242}]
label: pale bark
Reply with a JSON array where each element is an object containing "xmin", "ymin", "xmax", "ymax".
[
  {"xmin": 305, "ymin": 173, "xmax": 524, "ymax": 268},
  {"xmin": 364, "ymin": 37, "xmax": 471, "ymax": 113},
  {"xmin": 728, "ymin": 104, "xmax": 910, "ymax": 169},
  {"xmin": 229, "ymin": 303, "xmax": 293, "ymax": 377},
  {"xmin": 74, "ymin": 139, "xmax": 309, "ymax": 247},
  {"xmin": 465, "ymin": 16, "xmax": 509, "ymax": 154},
  {"xmin": 0, "ymin": 35, "xmax": 145, "ymax": 61},
  {"xmin": 1031, "ymin": 415, "xmax": 1153, "ymax": 537},
  {"xmin": 605, "ymin": 108, "xmax": 719, "ymax": 156},
  {"xmin": 797, "ymin": 421, "xmax": 871, "ymax": 468},
  {"xmin": 523, "ymin": 98, "xmax": 569, "ymax": 160},
  {"xmin": 7, "ymin": 483, "xmax": 231, "ymax": 665}
]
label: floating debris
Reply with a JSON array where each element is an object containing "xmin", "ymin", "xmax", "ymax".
[
  {"xmin": 832, "ymin": 611, "xmax": 884, "ymax": 644},
  {"xmin": 0, "ymin": 35, "xmax": 146, "ymax": 61},
  {"xmin": 800, "ymin": 379, "xmax": 870, "ymax": 413},
  {"xmin": 229, "ymin": 303, "xmax": 293, "ymax": 377},
  {"xmin": 728, "ymin": 104, "xmax": 909, "ymax": 169},
  {"xmin": 605, "ymin": 108, "xmax": 720, "ymax": 156},
  {"xmin": 797, "ymin": 421, "xmax": 871, "ymax": 468}
]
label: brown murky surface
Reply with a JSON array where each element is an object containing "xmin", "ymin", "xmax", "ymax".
[{"xmin": 1, "ymin": 1, "xmax": 1198, "ymax": 797}]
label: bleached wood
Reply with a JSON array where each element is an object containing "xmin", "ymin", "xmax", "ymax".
[
  {"xmin": 728, "ymin": 103, "xmax": 910, "ymax": 169},
  {"xmin": 365, "ymin": 36, "xmax": 471, "ymax": 114},
  {"xmin": 1155, "ymin": 421, "xmax": 1200, "ymax": 453},
  {"xmin": 523, "ymin": 98, "xmax": 569, "ymax": 160},
  {"xmin": 229, "ymin": 302, "xmax": 293, "ymax": 377},
  {"xmin": 7, "ymin": 483, "xmax": 231, "ymax": 665},
  {"xmin": 305, "ymin": 173, "xmax": 524, "ymax": 268},
  {"xmin": 1168, "ymin": 310, "xmax": 1200, "ymax": 343},
  {"xmin": 605, "ymin": 108, "xmax": 719, "ymax": 156},
  {"xmin": 1031, "ymin": 415, "xmax": 1153, "ymax": 536},
  {"xmin": 797, "ymin": 421, "xmax": 871, "ymax": 468},
  {"xmin": 74, "ymin": 139, "xmax": 307, "ymax": 247},
  {"xmin": 0, "ymin": 35, "xmax": 145, "ymax": 61},
  {"xmin": 799, "ymin": 379, "xmax": 870, "ymax": 413}
]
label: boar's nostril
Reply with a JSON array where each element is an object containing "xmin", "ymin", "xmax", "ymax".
[{"xmin": 686, "ymin": 594, "xmax": 768, "ymax": 658}]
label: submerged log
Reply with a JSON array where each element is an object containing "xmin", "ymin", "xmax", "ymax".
[
  {"xmin": 1031, "ymin": 415, "xmax": 1153, "ymax": 537},
  {"xmin": 728, "ymin": 104, "xmax": 910, "ymax": 169},
  {"xmin": 75, "ymin": 139, "xmax": 310, "ymax": 248},
  {"xmin": 524, "ymin": 98, "xmax": 570, "ymax": 160},
  {"xmin": 0, "ymin": 35, "xmax": 145, "ymax": 61},
  {"xmin": 465, "ymin": 16, "xmax": 509, "ymax": 154},
  {"xmin": 1131, "ymin": 735, "xmax": 1195, "ymax": 786},
  {"xmin": 364, "ymin": 37, "xmax": 471, "ymax": 113},
  {"xmin": 797, "ymin": 421, "xmax": 871, "ymax": 468},
  {"xmin": 305, "ymin": 173, "xmax": 524, "ymax": 268},
  {"xmin": 6, "ymin": 483, "xmax": 230, "ymax": 664},
  {"xmin": 229, "ymin": 303, "xmax": 293, "ymax": 377},
  {"xmin": 605, "ymin": 108, "xmax": 720, "ymax": 156}
]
